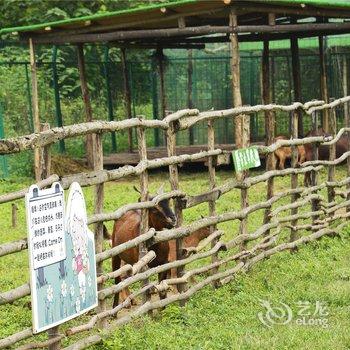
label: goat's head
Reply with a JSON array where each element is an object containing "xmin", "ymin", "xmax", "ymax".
[{"xmin": 134, "ymin": 184, "xmax": 176, "ymax": 230}]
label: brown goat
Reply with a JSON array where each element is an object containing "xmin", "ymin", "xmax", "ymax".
[
  {"xmin": 168, "ymin": 227, "xmax": 211, "ymax": 278},
  {"xmin": 110, "ymin": 187, "xmax": 176, "ymax": 308},
  {"xmin": 304, "ymin": 128, "xmax": 348, "ymax": 186},
  {"xmin": 274, "ymin": 135, "xmax": 306, "ymax": 169}
]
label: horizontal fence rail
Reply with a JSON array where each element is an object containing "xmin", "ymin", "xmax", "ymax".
[{"xmin": 0, "ymin": 97, "xmax": 350, "ymax": 349}]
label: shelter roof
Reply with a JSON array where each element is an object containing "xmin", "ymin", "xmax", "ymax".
[{"xmin": 2, "ymin": 0, "xmax": 350, "ymax": 46}]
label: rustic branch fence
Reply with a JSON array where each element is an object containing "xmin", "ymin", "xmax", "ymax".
[{"xmin": 1, "ymin": 96, "xmax": 350, "ymax": 349}]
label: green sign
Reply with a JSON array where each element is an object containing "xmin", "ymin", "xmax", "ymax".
[{"xmin": 232, "ymin": 147, "xmax": 261, "ymax": 172}]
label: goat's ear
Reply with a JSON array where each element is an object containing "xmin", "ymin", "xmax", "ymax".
[
  {"xmin": 156, "ymin": 183, "xmax": 165, "ymax": 195},
  {"xmin": 133, "ymin": 186, "xmax": 141, "ymax": 194}
]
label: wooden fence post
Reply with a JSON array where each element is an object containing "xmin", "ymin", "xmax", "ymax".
[
  {"xmin": 230, "ymin": 10, "xmax": 250, "ymax": 249},
  {"xmin": 311, "ymin": 111, "xmax": 320, "ymax": 223},
  {"xmin": 28, "ymin": 38, "xmax": 41, "ymax": 182},
  {"xmin": 207, "ymin": 120, "xmax": 218, "ymax": 285},
  {"xmin": 93, "ymin": 133, "xmax": 105, "ymax": 326},
  {"xmin": 328, "ymin": 104, "xmax": 336, "ymax": 207},
  {"xmin": 39, "ymin": 123, "xmax": 51, "ymax": 180},
  {"xmin": 262, "ymin": 15, "xmax": 276, "ymax": 228},
  {"xmin": 136, "ymin": 126, "xmax": 151, "ymax": 305},
  {"xmin": 11, "ymin": 203, "xmax": 18, "ymax": 228},
  {"xmin": 290, "ymin": 110, "xmax": 299, "ymax": 243},
  {"xmin": 121, "ymin": 48, "xmax": 133, "ymax": 153},
  {"xmin": 166, "ymin": 121, "xmax": 186, "ymax": 303}
]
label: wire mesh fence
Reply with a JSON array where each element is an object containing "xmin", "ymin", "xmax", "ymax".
[{"xmin": 0, "ymin": 36, "xmax": 350, "ymax": 171}]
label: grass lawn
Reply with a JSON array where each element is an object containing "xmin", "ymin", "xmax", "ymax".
[{"xmin": 0, "ymin": 166, "xmax": 349, "ymax": 349}]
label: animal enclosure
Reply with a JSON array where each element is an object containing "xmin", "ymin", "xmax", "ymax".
[{"xmin": 0, "ymin": 96, "xmax": 350, "ymax": 349}]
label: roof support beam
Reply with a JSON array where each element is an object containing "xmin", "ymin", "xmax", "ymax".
[{"xmin": 28, "ymin": 22, "xmax": 350, "ymax": 45}]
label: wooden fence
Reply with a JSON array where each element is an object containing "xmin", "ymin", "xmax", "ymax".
[{"xmin": 1, "ymin": 96, "xmax": 350, "ymax": 349}]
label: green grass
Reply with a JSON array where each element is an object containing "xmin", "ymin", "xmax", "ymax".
[
  {"xmin": 100, "ymin": 235, "xmax": 350, "ymax": 350},
  {"xmin": 0, "ymin": 167, "xmax": 349, "ymax": 349}
]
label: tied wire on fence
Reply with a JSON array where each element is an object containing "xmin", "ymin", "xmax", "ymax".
[{"xmin": 0, "ymin": 96, "xmax": 350, "ymax": 349}]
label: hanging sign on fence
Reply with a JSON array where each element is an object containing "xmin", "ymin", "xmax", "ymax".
[
  {"xmin": 232, "ymin": 147, "xmax": 261, "ymax": 172},
  {"xmin": 26, "ymin": 182, "xmax": 98, "ymax": 334}
]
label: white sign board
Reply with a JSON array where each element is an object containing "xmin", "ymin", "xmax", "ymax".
[
  {"xmin": 26, "ymin": 182, "xmax": 98, "ymax": 334},
  {"xmin": 27, "ymin": 183, "xmax": 65, "ymax": 269}
]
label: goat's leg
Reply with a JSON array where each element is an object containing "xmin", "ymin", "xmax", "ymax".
[
  {"xmin": 279, "ymin": 156, "xmax": 285, "ymax": 170},
  {"xmin": 158, "ymin": 271, "xmax": 169, "ymax": 300},
  {"xmin": 118, "ymin": 260, "xmax": 135, "ymax": 307},
  {"xmin": 112, "ymin": 255, "xmax": 121, "ymax": 309},
  {"xmin": 304, "ymin": 171, "xmax": 311, "ymax": 187}
]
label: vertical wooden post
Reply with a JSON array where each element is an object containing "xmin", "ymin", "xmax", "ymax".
[
  {"xmin": 311, "ymin": 111, "xmax": 320, "ymax": 224},
  {"xmin": 166, "ymin": 122, "xmax": 185, "ymax": 302},
  {"xmin": 136, "ymin": 126, "xmax": 151, "ymax": 305},
  {"xmin": 290, "ymin": 32, "xmax": 303, "ymax": 137},
  {"xmin": 188, "ymin": 49, "xmax": 194, "ymax": 145},
  {"xmin": 29, "ymin": 38, "xmax": 41, "ymax": 181},
  {"xmin": 290, "ymin": 110, "xmax": 299, "ymax": 242},
  {"xmin": 47, "ymin": 328, "xmax": 60, "ymax": 350},
  {"xmin": 328, "ymin": 104, "xmax": 336, "ymax": 206},
  {"xmin": 35, "ymin": 122, "xmax": 60, "ymax": 349},
  {"xmin": 77, "ymin": 44, "xmax": 95, "ymax": 169},
  {"xmin": 230, "ymin": 10, "xmax": 250, "ymax": 249},
  {"xmin": 343, "ymin": 57, "xmax": 350, "ymax": 211},
  {"xmin": 39, "ymin": 123, "xmax": 51, "ymax": 180},
  {"xmin": 11, "ymin": 203, "xmax": 18, "ymax": 228},
  {"xmin": 93, "ymin": 133, "xmax": 105, "ymax": 326},
  {"xmin": 262, "ymin": 14, "xmax": 276, "ymax": 228},
  {"xmin": 207, "ymin": 120, "xmax": 218, "ymax": 285},
  {"xmin": 319, "ymin": 36, "xmax": 329, "ymax": 132},
  {"xmin": 121, "ymin": 48, "xmax": 133, "ymax": 152}
]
